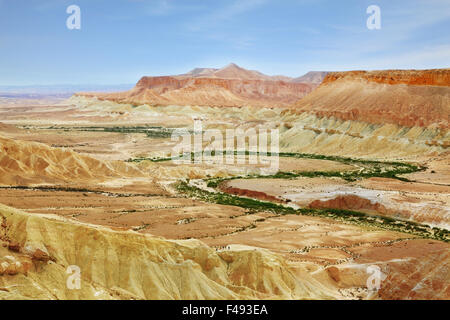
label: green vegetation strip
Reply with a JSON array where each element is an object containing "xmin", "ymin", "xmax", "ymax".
[
  {"xmin": 34, "ymin": 128, "xmax": 439, "ymax": 240},
  {"xmin": 134, "ymin": 151, "xmax": 439, "ymax": 241},
  {"xmin": 0, "ymin": 185, "xmax": 161, "ymax": 198},
  {"xmin": 199, "ymin": 152, "xmax": 424, "ymax": 186},
  {"xmin": 45, "ymin": 125, "xmax": 175, "ymax": 138},
  {"xmin": 176, "ymin": 181, "xmax": 449, "ymax": 242},
  {"xmin": 128, "ymin": 151, "xmax": 424, "ymax": 182}
]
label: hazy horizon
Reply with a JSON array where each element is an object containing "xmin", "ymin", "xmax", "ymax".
[{"xmin": 1, "ymin": 64, "xmax": 449, "ymax": 88}]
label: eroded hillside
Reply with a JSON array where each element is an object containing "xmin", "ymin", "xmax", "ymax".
[
  {"xmin": 292, "ymin": 69, "xmax": 450, "ymax": 128},
  {"xmin": 0, "ymin": 203, "xmax": 344, "ymax": 300}
]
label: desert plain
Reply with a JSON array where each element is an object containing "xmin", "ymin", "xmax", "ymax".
[{"xmin": 0, "ymin": 64, "xmax": 449, "ymax": 300}]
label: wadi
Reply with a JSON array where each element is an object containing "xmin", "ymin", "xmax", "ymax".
[{"xmin": 0, "ymin": 64, "xmax": 448, "ymax": 300}]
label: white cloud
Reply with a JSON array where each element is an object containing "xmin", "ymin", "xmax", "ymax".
[
  {"xmin": 126, "ymin": 0, "xmax": 205, "ymax": 17},
  {"xmin": 309, "ymin": 0, "xmax": 450, "ymax": 69},
  {"xmin": 364, "ymin": 44, "xmax": 450, "ymax": 70},
  {"xmin": 145, "ymin": 0, "xmax": 173, "ymax": 16},
  {"xmin": 186, "ymin": 0, "xmax": 268, "ymax": 31},
  {"xmin": 292, "ymin": 44, "xmax": 450, "ymax": 73}
]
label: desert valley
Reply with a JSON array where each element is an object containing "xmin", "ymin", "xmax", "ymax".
[{"xmin": 0, "ymin": 63, "xmax": 449, "ymax": 300}]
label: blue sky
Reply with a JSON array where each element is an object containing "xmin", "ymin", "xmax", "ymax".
[{"xmin": 0, "ymin": 0, "xmax": 449, "ymax": 85}]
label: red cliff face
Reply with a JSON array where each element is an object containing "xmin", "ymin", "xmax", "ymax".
[
  {"xmin": 79, "ymin": 76, "xmax": 315, "ymax": 108},
  {"xmin": 76, "ymin": 64, "xmax": 318, "ymax": 108},
  {"xmin": 292, "ymin": 69, "xmax": 450, "ymax": 129}
]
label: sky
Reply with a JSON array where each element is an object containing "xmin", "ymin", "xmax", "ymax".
[{"xmin": 0, "ymin": 0, "xmax": 449, "ymax": 85}]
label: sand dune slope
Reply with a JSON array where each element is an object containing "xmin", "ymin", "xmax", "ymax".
[
  {"xmin": 0, "ymin": 204, "xmax": 341, "ymax": 300},
  {"xmin": 0, "ymin": 135, "xmax": 142, "ymax": 185}
]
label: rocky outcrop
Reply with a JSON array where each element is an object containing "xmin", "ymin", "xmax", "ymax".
[{"xmin": 308, "ymin": 195, "xmax": 387, "ymax": 213}]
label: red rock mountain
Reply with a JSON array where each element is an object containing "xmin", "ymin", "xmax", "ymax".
[
  {"xmin": 291, "ymin": 71, "xmax": 329, "ymax": 84},
  {"xmin": 77, "ymin": 64, "xmax": 317, "ymax": 108},
  {"xmin": 290, "ymin": 69, "xmax": 450, "ymax": 128},
  {"xmin": 178, "ymin": 63, "xmax": 294, "ymax": 82}
]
